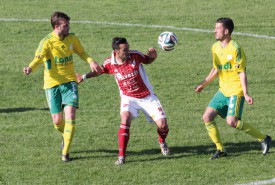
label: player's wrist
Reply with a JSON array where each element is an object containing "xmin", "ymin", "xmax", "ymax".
[
  {"xmin": 82, "ymin": 74, "xmax": 87, "ymax": 81},
  {"xmin": 244, "ymin": 93, "xmax": 249, "ymax": 97}
]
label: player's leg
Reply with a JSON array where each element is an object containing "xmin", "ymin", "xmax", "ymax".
[
  {"xmin": 228, "ymin": 116, "xmax": 266, "ymax": 142},
  {"xmin": 45, "ymin": 87, "xmax": 65, "ymax": 134},
  {"xmin": 204, "ymin": 91, "xmax": 228, "ymax": 159},
  {"xmin": 46, "ymin": 86, "xmax": 69, "ymax": 161},
  {"xmin": 236, "ymin": 120, "xmax": 271, "ymax": 154},
  {"xmin": 115, "ymin": 111, "xmax": 133, "ymax": 165},
  {"xmin": 62, "ymin": 105, "xmax": 76, "ymax": 162},
  {"xmin": 155, "ymin": 118, "xmax": 169, "ymax": 144},
  {"xmin": 155, "ymin": 118, "xmax": 170, "ymax": 155},
  {"xmin": 226, "ymin": 95, "xmax": 271, "ymax": 154},
  {"xmin": 115, "ymin": 95, "xmax": 137, "ymax": 165},
  {"xmin": 203, "ymin": 107, "xmax": 224, "ymax": 151},
  {"xmin": 60, "ymin": 82, "xmax": 79, "ymax": 162},
  {"xmin": 141, "ymin": 94, "xmax": 170, "ymax": 155},
  {"xmin": 52, "ymin": 113, "xmax": 65, "ymax": 133}
]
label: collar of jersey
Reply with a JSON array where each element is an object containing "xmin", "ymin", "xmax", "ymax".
[{"xmin": 52, "ymin": 31, "xmax": 64, "ymax": 41}]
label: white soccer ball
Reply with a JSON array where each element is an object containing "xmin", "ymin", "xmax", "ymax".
[{"xmin": 158, "ymin": 31, "xmax": 178, "ymax": 51}]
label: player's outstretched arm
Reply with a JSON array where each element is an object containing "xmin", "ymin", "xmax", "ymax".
[
  {"xmin": 89, "ymin": 61, "xmax": 103, "ymax": 74},
  {"xmin": 144, "ymin": 48, "xmax": 157, "ymax": 64},
  {"xmin": 76, "ymin": 70, "xmax": 101, "ymax": 84}
]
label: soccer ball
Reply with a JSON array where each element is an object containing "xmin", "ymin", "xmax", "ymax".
[{"xmin": 158, "ymin": 31, "xmax": 178, "ymax": 51}]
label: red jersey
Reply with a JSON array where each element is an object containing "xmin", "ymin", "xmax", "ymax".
[{"xmin": 103, "ymin": 50, "xmax": 154, "ymax": 98}]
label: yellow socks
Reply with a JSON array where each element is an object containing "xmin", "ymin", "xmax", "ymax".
[
  {"xmin": 205, "ymin": 120, "xmax": 265, "ymax": 152},
  {"xmin": 62, "ymin": 120, "xmax": 76, "ymax": 155},
  {"xmin": 54, "ymin": 120, "xmax": 65, "ymax": 134},
  {"xmin": 236, "ymin": 120, "xmax": 266, "ymax": 142},
  {"xmin": 205, "ymin": 122, "xmax": 224, "ymax": 151}
]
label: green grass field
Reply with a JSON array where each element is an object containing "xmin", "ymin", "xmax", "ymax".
[{"xmin": 1, "ymin": 0, "xmax": 275, "ymax": 184}]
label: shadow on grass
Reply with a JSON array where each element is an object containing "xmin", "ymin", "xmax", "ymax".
[
  {"xmin": 70, "ymin": 141, "xmax": 272, "ymax": 162},
  {"xmin": 0, "ymin": 107, "xmax": 49, "ymax": 113}
]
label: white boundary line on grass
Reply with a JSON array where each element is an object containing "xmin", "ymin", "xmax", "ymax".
[
  {"xmin": 235, "ymin": 178, "xmax": 275, "ymax": 185},
  {"xmin": 1, "ymin": 18, "xmax": 275, "ymax": 40}
]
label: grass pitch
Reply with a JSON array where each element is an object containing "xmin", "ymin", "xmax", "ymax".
[{"xmin": 1, "ymin": 0, "xmax": 275, "ymax": 184}]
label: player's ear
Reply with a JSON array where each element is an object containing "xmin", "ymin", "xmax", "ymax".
[
  {"xmin": 54, "ymin": 23, "xmax": 60, "ymax": 30},
  {"xmin": 224, "ymin": 28, "xmax": 229, "ymax": 35}
]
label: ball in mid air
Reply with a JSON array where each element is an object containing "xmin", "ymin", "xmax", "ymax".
[{"xmin": 158, "ymin": 31, "xmax": 178, "ymax": 51}]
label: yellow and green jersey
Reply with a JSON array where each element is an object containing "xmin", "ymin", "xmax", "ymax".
[
  {"xmin": 212, "ymin": 40, "xmax": 246, "ymax": 97},
  {"xmin": 29, "ymin": 31, "xmax": 94, "ymax": 89}
]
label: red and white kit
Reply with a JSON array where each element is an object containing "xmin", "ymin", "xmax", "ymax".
[{"xmin": 103, "ymin": 50, "xmax": 166, "ymax": 122}]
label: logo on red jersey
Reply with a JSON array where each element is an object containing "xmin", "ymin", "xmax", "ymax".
[{"xmin": 115, "ymin": 70, "xmax": 138, "ymax": 80}]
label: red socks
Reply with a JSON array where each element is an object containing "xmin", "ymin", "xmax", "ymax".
[
  {"xmin": 118, "ymin": 124, "xmax": 130, "ymax": 157},
  {"xmin": 157, "ymin": 127, "xmax": 169, "ymax": 143},
  {"xmin": 118, "ymin": 124, "xmax": 169, "ymax": 157}
]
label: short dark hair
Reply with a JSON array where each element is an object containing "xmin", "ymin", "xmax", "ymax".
[
  {"xmin": 216, "ymin": 17, "xmax": 234, "ymax": 35},
  {"xmin": 112, "ymin": 37, "xmax": 128, "ymax": 50},
  {"xmin": 51, "ymin": 11, "xmax": 70, "ymax": 28}
]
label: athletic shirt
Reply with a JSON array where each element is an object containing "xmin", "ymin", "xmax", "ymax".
[
  {"xmin": 212, "ymin": 40, "xmax": 246, "ymax": 96},
  {"xmin": 103, "ymin": 50, "xmax": 153, "ymax": 98},
  {"xmin": 29, "ymin": 31, "xmax": 94, "ymax": 89}
]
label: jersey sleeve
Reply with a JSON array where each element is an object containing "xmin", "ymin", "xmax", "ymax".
[
  {"xmin": 72, "ymin": 34, "xmax": 94, "ymax": 63},
  {"xmin": 135, "ymin": 50, "xmax": 149, "ymax": 64},
  {"xmin": 102, "ymin": 59, "xmax": 112, "ymax": 74},
  {"xmin": 126, "ymin": 50, "xmax": 147, "ymax": 64},
  {"xmin": 234, "ymin": 47, "xmax": 246, "ymax": 73},
  {"xmin": 28, "ymin": 39, "xmax": 49, "ymax": 71}
]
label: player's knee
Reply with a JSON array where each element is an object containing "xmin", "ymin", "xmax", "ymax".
[
  {"xmin": 51, "ymin": 112, "xmax": 63, "ymax": 125},
  {"xmin": 52, "ymin": 117, "xmax": 63, "ymax": 125},
  {"xmin": 160, "ymin": 124, "xmax": 168, "ymax": 130},
  {"xmin": 164, "ymin": 122, "xmax": 169, "ymax": 130},
  {"xmin": 226, "ymin": 120, "xmax": 237, "ymax": 128},
  {"xmin": 202, "ymin": 113, "xmax": 211, "ymax": 123},
  {"xmin": 156, "ymin": 118, "xmax": 168, "ymax": 130},
  {"xmin": 120, "ymin": 112, "xmax": 132, "ymax": 124},
  {"xmin": 120, "ymin": 117, "xmax": 131, "ymax": 126}
]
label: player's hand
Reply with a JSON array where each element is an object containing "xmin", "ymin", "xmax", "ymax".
[
  {"xmin": 76, "ymin": 73, "xmax": 84, "ymax": 84},
  {"xmin": 244, "ymin": 94, "xmax": 253, "ymax": 105},
  {"xmin": 23, "ymin": 67, "xmax": 32, "ymax": 75},
  {"xmin": 90, "ymin": 61, "xmax": 103, "ymax": 74},
  {"xmin": 147, "ymin": 48, "xmax": 157, "ymax": 59},
  {"xmin": 194, "ymin": 84, "xmax": 204, "ymax": 92}
]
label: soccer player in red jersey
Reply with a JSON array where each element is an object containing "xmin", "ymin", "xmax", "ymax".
[{"xmin": 78, "ymin": 37, "xmax": 170, "ymax": 165}]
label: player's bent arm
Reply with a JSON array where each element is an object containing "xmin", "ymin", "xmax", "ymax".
[
  {"xmin": 25, "ymin": 40, "xmax": 49, "ymax": 74},
  {"xmin": 143, "ymin": 48, "xmax": 157, "ymax": 64},
  {"xmin": 23, "ymin": 55, "xmax": 45, "ymax": 75},
  {"xmin": 77, "ymin": 51, "xmax": 102, "ymax": 74},
  {"xmin": 74, "ymin": 42, "xmax": 102, "ymax": 74},
  {"xmin": 89, "ymin": 61, "xmax": 103, "ymax": 74},
  {"xmin": 144, "ymin": 57, "xmax": 156, "ymax": 64},
  {"xmin": 86, "ymin": 70, "xmax": 101, "ymax": 78},
  {"xmin": 77, "ymin": 70, "xmax": 102, "ymax": 84},
  {"xmin": 195, "ymin": 68, "xmax": 218, "ymax": 92}
]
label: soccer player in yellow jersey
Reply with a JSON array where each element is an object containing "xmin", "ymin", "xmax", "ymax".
[
  {"xmin": 195, "ymin": 17, "xmax": 271, "ymax": 160},
  {"xmin": 23, "ymin": 12, "xmax": 102, "ymax": 162}
]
